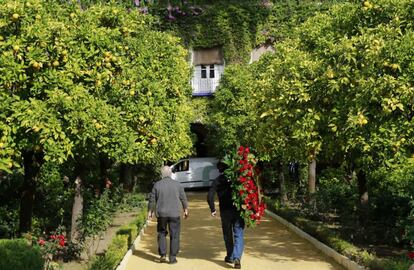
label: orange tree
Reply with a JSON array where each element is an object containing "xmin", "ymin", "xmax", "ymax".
[
  {"xmin": 208, "ymin": 63, "xmax": 262, "ymax": 153},
  {"xmin": 210, "ymin": 0, "xmax": 414, "ymax": 212},
  {"xmin": 209, "ymin": 44, "xmax": 325, "ymax": 200},
  {"xmin": 254, "ymin": 0, "xmax": 414, "ymax": 222},
  {"xmin": 253, "ymin": 41, "xmax": 324, "ymax": 200},
  {"xmin": 0, "ymin": 0, "xmax": 193, "ymax": 233},
  {"xmin": 295, "ymin": 0, "xmax": 414, "ymax": 220}
]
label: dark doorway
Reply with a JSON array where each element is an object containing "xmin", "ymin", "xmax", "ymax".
[{"xmin": 191, "ymin": 123, "xmax": 209, "ymax": 157}]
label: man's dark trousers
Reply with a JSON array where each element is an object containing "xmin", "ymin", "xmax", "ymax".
[{"xmin": 157, "ymin": 216, "xmax": 181, "ymax": 260}]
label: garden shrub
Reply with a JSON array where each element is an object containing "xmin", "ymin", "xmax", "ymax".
[
  {"xmin": 117, "ymin": 208, "xmax": 147, "ymax": 247},
  {"xmin": 80, "ymin": 189, "xmax": 116, "ymax": 241},
  {"xmin": 315, "ymin": 168, "xmax": 358, "ymax": 215},
  {"xmin": 369, "ymin": 161, "xmax": 414, "ymax": 245},
  {"xmin": 105, "ymin": 235, "xmax": 129, "ymax": 264},
  {"xmin": 0, "ymin": 173, "xmax": 23, "ymax": 238},
  {"xmin": 118, "ymin": 192, "xmax": 147, "ymax": 212},
  {"xmin": 116, "ymin": 224, "xmax": 138, "ymax": 247},
  {"xmin": 366, "ymin": 257, "xmax": 412, "ymax": 270},
  {"xmin": 0, "ymin": 239, "xmax": 44, "ymax": 270},
  {"xmin": 88, "ymin": 233, "xmax": 128, "ymax": 270},
  {"xmin": 33, "ymin": 162, "xmax": 73, "ymax": 234},
  {"xmin": 135, "ymin": 209, "xmax": 148, "ymax": 229},
  {"xmin": 88, "ymin": 208, "xmax": 147, "ymax": 270},
  {"xmin": 0, "ymin": 206, "xmax": 19, "ymax": 239}
]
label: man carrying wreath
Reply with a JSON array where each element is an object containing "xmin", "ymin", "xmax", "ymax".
[{"xmin": 207, "ymin": 161, "xmax": 244, "ymax": 269}]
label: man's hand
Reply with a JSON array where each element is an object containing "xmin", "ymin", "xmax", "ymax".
[
  {"xmin": 184, "ymin": 209, "xmax": 189, "ymax": 219},
  {"xmin": 211, "ymin": 210, "xmax": 217, "ymax": 217},
  {"xmin": 147, "ymin": 211, "xmax": 153, "ymax": 220}
]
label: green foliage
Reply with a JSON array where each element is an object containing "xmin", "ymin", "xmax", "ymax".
[
  {"xmin": 210, "ymin": 0, "xmax": 414, "ymax": 193},
  {"xmin": 0, "ymin": 173, "xmax": 22, "ymax": 238},
  {"xmin": 0, "ymin": 239, "xmax": 44, "ymax": 270},
  {"xmin": 256, "ymin": 0, "xmax": 345, "ymax": 44},
  {"xmin": 208, "ymin": 63, "xmax": 263, "ymax": 156},
  {"xmin": 116, "ymin": 202, "xmax": 147, "ymax": 246},
  {"xmin": 315, "ymin": 168, "xmax": 357, "ymax": 215},
  {"xmin": 88, "ymin": 208, "xmax": 147, "ymax": 270},
  {"xmin": 366, "ymin": 256, "xmax": 412, "ymax": 270},
  {"xmin": 132, "ymin": 163, "xmax": 162, "ymax": 193},
  {"xmin": 368, "ymin": 160, "xmax": 414, "ymax": 244},
  {"xmin": 297, "ymin": 0, "xmax": 414, "ymax": 169},
  {"xmin": 254, "ymin": 41, "xmax": 324, "ymax": 162},
  {"xmin": 149, "ymin": 0, "xmax": 344, "ymax": 64},
  {"xmin": 189, "ymin": 98, "xmax": 211, "ymax": 124},
  {"xmin": 34, "ymin": 226, "xmax": 67, "ymax": 270},
  {"xmin": 0, "ymin": 0, "xmax": 193, "ymax": 244},
  {"xmin": 33, "ymin": 162, "xmax": 73, "ymax": 232},
  {"xmin": 81, "ymin": 190, "xmax": 116, "ymax": 240},
  {"xmin": 0, "ymin": 0, "xmax": 193, "ymax": 172},
  {"xmin": 208, "ymin": 3, "xmax": 414, "ymax": 267},
  {"xmin": 116, "ymin": 224, "xmax": 137, "ymax": 247},
  {"xmin": 117, "ymin": 192, "xmax": 146, "ymax": 212},
  {"xmin": 0, "ymin": 206, "xmax": 19, "ymax": 238},
  {"xmin": 88, "ymin": 234, "xmax": 128, "ymax": 270},
  {"xmin": 105, "ymin": 234, "xmax": 129, "ymax": 265},
  {"xmin": 154, "ymin": 1, "xmax": 269, "ymax": 64}
]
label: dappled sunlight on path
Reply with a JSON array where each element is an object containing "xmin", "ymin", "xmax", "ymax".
[{"xmin": 125, "ymin": 192, "xmax": 344, "ymax": 270}]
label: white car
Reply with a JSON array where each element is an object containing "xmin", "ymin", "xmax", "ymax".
[{"xmin": 171, "ymin": 157, "xmax": 220, "ymax": 189}]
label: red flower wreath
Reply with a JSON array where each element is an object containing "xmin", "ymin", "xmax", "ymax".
[{"xmin": 223, "ymin": 146, "xmax": 266, "ymax": 227}]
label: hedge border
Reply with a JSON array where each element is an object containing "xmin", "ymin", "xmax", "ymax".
[
  {"xmin": 87, "ymin": 209, "xmax": 147, "ymax": 270},
  {"xmin": 115, "ymin": 214, "xmax": 148, "ymax": 270}
]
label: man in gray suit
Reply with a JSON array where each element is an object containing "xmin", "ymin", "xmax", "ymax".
[{"xmin": 148, "ymin": 166, "xmax": 189, "ymax": 264}]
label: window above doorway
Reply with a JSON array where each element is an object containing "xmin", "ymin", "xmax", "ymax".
[{"xmin": 191, "ymin": 47, "xmax": 225, "ymax": 96}]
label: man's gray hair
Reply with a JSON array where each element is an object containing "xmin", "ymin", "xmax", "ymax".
[{"xmin": 161, "ymin": 166, "xmax": 172, "ymax": 178}]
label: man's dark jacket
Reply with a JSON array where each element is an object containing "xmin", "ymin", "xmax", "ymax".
[{"xmin": 207, "ymin": 174, "xmax": 237, "ymax": 213}]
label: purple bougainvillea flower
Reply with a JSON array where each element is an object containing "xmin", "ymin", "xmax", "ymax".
[{"xmin": 139, "ymin": 7, "xmax": 148, "ymax": 14}]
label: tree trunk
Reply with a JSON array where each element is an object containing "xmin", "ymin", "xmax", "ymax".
[
  {"xmin": 278, "ymin": 162, "xmax": 288, "ymax": 204},
  {"xmin": 308, "ymin": 158, "xmax": 316, "ymax": 194},
  {"xmin": 19, "ymin": 150, "xmax": 43, "ymax": 234},
  {"xmin": 70, "ymin": 176, "xmax": 83, "ymax": 243},
  {"xmin": 99, "ymin": 155, "xmax": 111, "ymax": 192},
  {"xmin": 357, "ymin": 169, "xmax": 369, "ymax": 226},
  {"xmin": 255, "ymin": 167, "xmax": 263, "ymax": 204},
  {"xmin": 308, "ymin": 158, "xmax": 316, "ymax": 208},
  {"xmin": 120, "ymin": 163, "xmax": 133, "ymax": 191},
  {"xmin": 69, "ymin": 162, "xmax": 87, "ymax": 243}
]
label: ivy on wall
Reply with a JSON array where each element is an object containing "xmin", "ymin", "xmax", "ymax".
[
  {"xmin": 150, "ymin": 0, "xmax": 346, "ymax": 64},
  {"xmin": 73, "ymin": 0, "xmax": 346, "ymax": 64},
  {"xmin": 153, "ymin": 1, "xmax": 270, "ymax": 64},
  {"xmin": 256, "ymin": 0, "xmax": 347, "ymax": 44}
]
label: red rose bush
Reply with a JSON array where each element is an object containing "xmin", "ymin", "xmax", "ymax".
[{"xmin": 223, "ymin": 146, "xmax": 266, "ymax": 227}]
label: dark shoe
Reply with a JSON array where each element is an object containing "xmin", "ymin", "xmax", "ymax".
[
  {"xmin": 159, "ymin": 255, "xmax": 167, "ymax": 263},
  {"xmin": 225, "ymin": 256, "xmax": 234, "ymax": 263},
  {"xmin": 234, "ymin": 258, "xmax": 241, "ymax": 269},
  {"xmin": 169, "ymin": 257, "xmax": 177, "ymax": 264}
]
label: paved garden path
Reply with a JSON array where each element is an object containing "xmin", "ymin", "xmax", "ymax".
[{"xmin": 125, "ymin": 192, "xmax": 344, "ymax": 270}]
